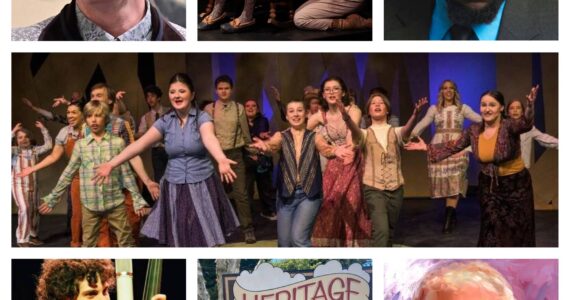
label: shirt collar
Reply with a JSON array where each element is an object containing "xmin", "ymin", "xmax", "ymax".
[
  {"xmin": 168, "ymin": 107, "xmax": 197, "ymax": 118},
  {"xmin": 429, "ymin": 0, "xmax": 506, "ymax": 40},
  {"xmin": 85, "ymin": 131, "xmax": 111, "ymax": 144},
  {"xmin": 75, "ymin": 0, "xmax": 152, "ymax": 41}
]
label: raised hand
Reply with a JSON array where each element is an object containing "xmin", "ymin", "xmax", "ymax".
[
  {"xmin": 35, "ymin": 121, "xmax": 46, "ymax": 130},
  {"xmin": 413, "ymin": 97, "xmax": 428, "ymax": 116},
  {"xmin": 404, "ymin": 136, "xmax": 428, "ymax": 151},
  {"xmin": 12, "ymin": 123, "xmax": 23, "ymax": 135},
  {"xmin": 526, "ymin": 84, "xmax": 540, "ymax": 104},
  {"xmin": 218, "ymin": 157, "xmax": 238, "ymax": 183},
  {"xmin": 269, "ymin": 86, "xmax": 281, "ymax": 102},
  {"xmin": 116, "ymin": 90, "xmax": 127, "ymax": 101},
  {"xmin": 52, "ymin": 96, "xmax": 69, "ymax": 107}
]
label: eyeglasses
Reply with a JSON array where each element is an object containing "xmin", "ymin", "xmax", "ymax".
[{"xmin": 324, "ymin": 87, "xmax": 342, "ymax": 93}]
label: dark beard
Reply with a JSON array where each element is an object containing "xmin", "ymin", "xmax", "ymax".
[{"xmin": 446, "ymin": 0, "xmax": 505, "ymax": 26}]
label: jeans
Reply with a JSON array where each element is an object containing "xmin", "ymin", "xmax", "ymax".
[{"xmin": 277, "ymin": 188, "xmax": 322, "ymax": 247}]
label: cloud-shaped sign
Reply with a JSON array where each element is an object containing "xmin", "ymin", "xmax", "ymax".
[
  {"xmin": 314, "ymin": 260, "xmax": 371, "ymax": 283},
  {"xmin": 236, "ymin": 263, "xmax": 306, "ymax": 291}
]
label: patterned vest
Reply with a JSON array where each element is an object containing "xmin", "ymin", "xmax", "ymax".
[
  {"xmin": 276, "ymin": 129, "xmax": 322, "ymax": 199},
  {"xmin": 362, "ymin": 127, "xmax": 404, "ymax": 191}
]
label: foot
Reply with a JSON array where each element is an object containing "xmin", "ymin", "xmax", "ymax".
[
  {"xmin": 220, "ymin": 18, "xmax": 256, "ymax": 33},
  {"xmin": 244, "ymin": 230, "xmax": 257, "ymax": 244},
  {"xmin": 333, "ymin": 14, "xmax": 372, "ymax": 30},
  {"xmin": 29, "ymin": 237, "xmax": 44, "ymax": 246},
  {"xmin": 198, "ymin": 12, "xmax": 227, "ymax": 30},
  {"xmin": 260, "ymin": 212, "xmax": 277, "ymax": 221},
  {"xmin": 17, "ymin": 242, "xmax": 30, "ymax": 247}
]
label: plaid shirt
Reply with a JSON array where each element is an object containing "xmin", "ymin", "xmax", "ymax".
[{"xmin": 43, "ymin": 131, "xmax": 145, "ymax": 211}]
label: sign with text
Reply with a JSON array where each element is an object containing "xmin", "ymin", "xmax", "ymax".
[{"xmin": 223, "ymin": 260, "xmax": 371, "ymax": 300}]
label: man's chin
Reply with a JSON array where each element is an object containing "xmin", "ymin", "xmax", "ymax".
[{"xmin": 447, "ymin": 0, "xmax": 503, "ymax": 26}]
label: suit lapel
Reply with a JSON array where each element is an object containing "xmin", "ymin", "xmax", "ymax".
[{"xmin": 498, "ymin": 0, "xmax": 539, "ymax": 40}]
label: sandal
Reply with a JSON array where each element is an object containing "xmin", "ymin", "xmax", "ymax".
[{"xmin": 220, "ymin": 18, "xmax": 256, "ymax": 33}]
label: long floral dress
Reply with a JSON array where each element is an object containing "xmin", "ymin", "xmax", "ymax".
[
  {"xmin": 411, "ymin": 104, "xmax": 481, "ymax": 198},
  {"xmin": 311, "ymin": 111, "xmax": 372, "ymax": 247}
]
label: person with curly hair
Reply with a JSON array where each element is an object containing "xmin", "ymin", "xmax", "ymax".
[
  {"xmin": 36, "ymin": 259, "xmax": 116, "ymax": 300},
  {"xmin": 36, "ymin": 259, "xmax": 167, "ymax": 300}
]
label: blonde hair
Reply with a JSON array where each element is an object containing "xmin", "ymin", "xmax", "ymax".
[
  {"xmin": 84, "ymin": 100, "xmax": 110, "ymax": 123},
  {"xmin": 437, "ymin": 80, "xmax": 462, "ymax": 113},
  {"xmin": 413, "ymin": 261, "xmax": 515, "ymax": 300}
]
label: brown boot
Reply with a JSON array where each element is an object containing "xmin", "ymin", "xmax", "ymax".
[{"xmin": 332, "ymin": 14, "xmax": 372, "ymax": 30}]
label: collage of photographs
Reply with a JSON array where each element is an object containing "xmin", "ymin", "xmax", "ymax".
[{"xmin": 4, "ymin": 0, "xmax": 564, "ymax": 299}]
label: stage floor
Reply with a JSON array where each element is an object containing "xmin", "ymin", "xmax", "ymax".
[
  {"xmin": 198, "ymin": 23, "xmax": 372, "ymax": 41},
  {"xmin": 12, "ymin": 195, "xmax": 557, "ymax": 247}
]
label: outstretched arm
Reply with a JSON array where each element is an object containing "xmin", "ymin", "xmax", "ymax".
[
  {"xmin": 250, "ymin": 132, "xmax": 283, "ymax": 154},
  {"xmin": 17, "ymin": 144, "xmax": 65, "ymax": 177},
  {"xmin": 200, "ymin": 122, "xmax": 237, "ymax": 183},
  {"xmin": 92, "ymin": 127, "xmax": 162, "ymax": 184},
  {"xmin": 33, "ymin": 121, "xmax": 53, "ymax": 155},
  {"xmin": 530, "ymin": 127, "xmax": 558, "ymax": 149},
  {"xmin": 410, "ymin": 105, "xmax": 437, "ymax": 137},
  {"xmin": 400, "ymin": 97, "xmax": 428, "ymax": 141}
]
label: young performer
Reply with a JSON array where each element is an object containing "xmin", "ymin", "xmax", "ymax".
[
  {"xmin": 17, "ymin": 102, "xmax": 117, "ymax": 247},
  {"xmin": 94, "ymin": 73, "xmax": 240, "ymax": 247},
  {"xmin": 308, "ymin": 76, "xmax": 371, "ymax": 247},
  {"xmin": 360, "ymin": 93, "xmax": 427, "ymax": 247},
  {"xmin": 406, "ymin": 86, "xmax": 539, "ymax": 247},
  {"xmin": 249, "ymin": 99, "xmax": 337, "ymax": 247},
  {"xmin": 11, "ymin": 121, "xmax": 52, "ymax": 247},
  {"xmin": 204, "ymin": 75, "xmax": 256, "ymax": 244},
  {"xmin": 410, "ymin": 80, "xmax": 481, "ymax": 233},
  {"xmin": 506, "ymin": 97, "xmax": 558, "ymax": 169},
  {"xmin": 40, "ymin": 101, "xmax": 148, "ymax": 247}
]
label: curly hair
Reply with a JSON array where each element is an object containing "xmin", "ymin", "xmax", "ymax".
[{"xmin": 36, "ymin": 259, "xmax": 116, "ymax": 300}]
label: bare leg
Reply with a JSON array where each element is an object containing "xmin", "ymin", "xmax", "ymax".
[{"xmin": 203, "ymin": 0, "xmax": 226, "ymax": 23}]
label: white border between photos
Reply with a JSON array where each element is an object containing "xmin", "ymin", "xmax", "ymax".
[{"xmin": 2, "ymin": 0, "xmax": 568, "ymax": 299}]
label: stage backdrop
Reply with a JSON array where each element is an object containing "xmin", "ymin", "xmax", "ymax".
[{"xmin": 11, "ymin": 53, "xmax": 558, "ymax": 214}]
